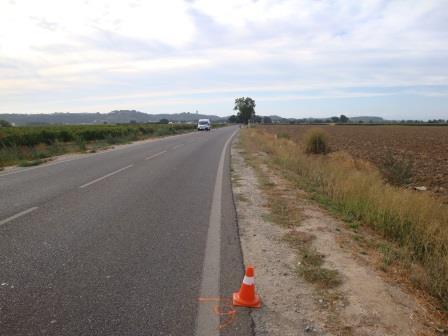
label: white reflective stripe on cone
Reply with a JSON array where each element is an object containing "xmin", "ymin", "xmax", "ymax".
[{"xmin": 242, "ymin": 276, "xmax": 254, "ymax": 286}]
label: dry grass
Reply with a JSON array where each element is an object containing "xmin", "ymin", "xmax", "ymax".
[{"xmin": 241, "ymin": 128, "xmax": 448, "ymax": 309}]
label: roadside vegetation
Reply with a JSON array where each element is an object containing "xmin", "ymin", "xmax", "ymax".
[
  {"xmin": 260, "ymin": 124, "xmax": 448, "ymax": 201},
  {"xmin": 239, "ymin": 140, "xmax": 343, "ymax": 291},
  {"xmin": 303, "ymin": 128, "xmax": 331, "ymax": 155},
  {"xmin": 241, "ymin": 127, "xmax": 448, "ymax": 309},
  {"xmin": 0, "ymin": 123, "xmax": 195, "ymax": 168}
]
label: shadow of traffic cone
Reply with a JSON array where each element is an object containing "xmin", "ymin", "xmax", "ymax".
[{"xmin": 233, "ymin": 265, "xmax": 261, "ymax": 308}]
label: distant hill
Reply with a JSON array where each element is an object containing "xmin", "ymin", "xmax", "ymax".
[{"xmin": 0, "ymin": 110, "xmax": 227, "ymax": 126}]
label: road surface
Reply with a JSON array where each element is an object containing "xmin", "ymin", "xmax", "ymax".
[{"xmin": 0, "ymin": 126, "xmax": 252, "ymax": 335}]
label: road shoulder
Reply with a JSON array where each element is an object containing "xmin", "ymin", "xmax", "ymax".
[{"xmin": 231, "ymin": 135, "xmax": 442, "ymax": 335}]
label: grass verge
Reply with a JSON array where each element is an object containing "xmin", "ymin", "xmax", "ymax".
[
  {"xmin": 239, "ymin": 144, "xmax": 342, "ymax": 289},
  {"xmin": 241, "ymin": 128, "xmax": 448, "ymax": 309}
]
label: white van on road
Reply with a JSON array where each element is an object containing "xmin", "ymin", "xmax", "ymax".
[{"xmin": 197, "ymin": 119, "xmax": 211, "ymax": 131}]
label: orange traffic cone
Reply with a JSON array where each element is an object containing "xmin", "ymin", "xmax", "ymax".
[{"xmin": 233, "ymin": 265, "xmax": 261, "ymax": 308}]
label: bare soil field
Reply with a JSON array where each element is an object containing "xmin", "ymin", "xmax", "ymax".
[{"xmin": 260, "ymin": 125, "xmax": 448, "ymax": 200}]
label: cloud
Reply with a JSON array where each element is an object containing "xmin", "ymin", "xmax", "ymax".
[{"xmin": 0, "ymin": 0, "xmax": 447, "ymax": 118}]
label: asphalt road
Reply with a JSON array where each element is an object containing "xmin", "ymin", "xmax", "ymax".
[{"xmin": 0, "ymin": 126, "xmax": 253, "ymax": 336}]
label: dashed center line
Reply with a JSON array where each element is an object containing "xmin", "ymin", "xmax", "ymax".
[
  {"xmin": 172, "ymin": 143, "xmax": 185, "ymax": 150},
  {"xmin": 79, "ymin": 165, "xmax": 133, "ymax": 189},
  {"xmin": 144, "ymin": 150, "xmax": 167, "ymax": 161},
  {"xmin": 0, "ymin": 207, "xmax": 39, "ymax": 227}
]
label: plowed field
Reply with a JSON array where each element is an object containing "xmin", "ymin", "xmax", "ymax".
[{"xmin": 260, "ymin": 125, "xmax": 448, "ymax": 201}]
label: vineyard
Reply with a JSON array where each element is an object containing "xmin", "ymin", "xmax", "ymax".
[{"xmin": 0, "ymin": 123, "xmax": 195, "ymax": 168}]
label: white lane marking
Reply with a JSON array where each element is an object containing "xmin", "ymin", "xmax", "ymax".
[
  {"xmin": 195, "ymin": 130, "xmax": 238, "ymax": 336},
  {"xmin": 172, "ymin": 143, "xmax": 185, "ymax": 150},
  {"xmin": 79, "ymin": 165, "xmax": 133, "ymax": 189},
  {"xmin": 144, "ymin": 150, "xmax": 167, "ymax": 161},
  {"xmin": 0, "ymin": 207, "xmax": 39, "ymax": 227}
]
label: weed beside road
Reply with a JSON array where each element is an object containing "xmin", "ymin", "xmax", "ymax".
[{"xmin": 241, "ymin": 128, "xmax": 448, "ymax": 310}]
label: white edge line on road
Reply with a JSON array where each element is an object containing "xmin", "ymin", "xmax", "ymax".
[
  {"xmin": 79, "ymin": 164, "xmax": 133, "ymax": 189},
  {"xmin": 195, "ymin": 129, "xmax": 238, "ymax": 336},
  {"xmin": 0, "ymin": 207, "xmax": 39, "ymax": 227},
  {"xmin": 144, "ymin": 150, "xmax": 167, "ymax": 161}
]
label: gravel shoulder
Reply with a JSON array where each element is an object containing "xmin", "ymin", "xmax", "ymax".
[{"xmin": 231, "ymin": 136, "xmax": 443, "ymax": 336}]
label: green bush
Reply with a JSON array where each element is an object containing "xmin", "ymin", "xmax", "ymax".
[{"xmin": 0, "ymin": 119, "xmax": 12, "ymax": 127}]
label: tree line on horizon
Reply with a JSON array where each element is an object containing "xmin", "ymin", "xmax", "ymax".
[{"xmin": 228, "ymin": 97, "xmax": 447, "ymax": 125}]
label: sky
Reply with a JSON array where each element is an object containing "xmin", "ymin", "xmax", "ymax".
[{"xmin": 1, "ymin": 0, "xmax": 447, "ymax": 119}]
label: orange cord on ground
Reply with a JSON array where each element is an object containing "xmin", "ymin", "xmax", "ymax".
[{"xmin": 198, "ymin": 297, "xmax": 237, "ymax": 330}]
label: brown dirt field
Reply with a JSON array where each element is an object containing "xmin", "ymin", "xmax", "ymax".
[{"xmin": 260, "ymin": 125, "xmax": 448, "ymax": 201}]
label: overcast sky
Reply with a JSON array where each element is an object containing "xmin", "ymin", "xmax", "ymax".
[{"xmin": 1, "ymin": 0, "xmax": 447, "ymax": 119}]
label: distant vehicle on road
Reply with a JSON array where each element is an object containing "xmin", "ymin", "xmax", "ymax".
[{"xmin": 197, "ymin": 119, "xmax": 211, "ymax": 131}]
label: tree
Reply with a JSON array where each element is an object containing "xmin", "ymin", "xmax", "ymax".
[
  {"xmin": 228, "ymin": 115, "xmax": 239, "ymax": 123},
  {"xmin": 233, "ymin": 97, "xmax": 256, "ymax": 124},
  {"xmin": 339, "ymin": 114, "xmax": 349, "ymax": 123},
  {"xmin": 330, "ymin": 116, "xmax": 340, "ymax": 123},
  {"xmin": 159, "ymin": 118, "xmax": 169, "ymax": 124},
  {"xmin": 0, "ymin": 119, "xmax": 12, "ymax": 127}
]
